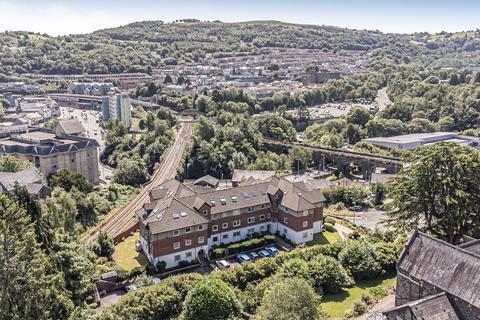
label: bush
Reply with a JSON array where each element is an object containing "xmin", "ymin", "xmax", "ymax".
[
  {"xmin": 211, "ymin": 247, "xmax": 225, "ymax": 259},
  {"xmin": 368, "ymin": 286, "xmax": 388, "ymax": 300},
  {"xmin": 156, "ymin": 261, "xmax": 167, "ymax": 273},
  {"xmin": 338, "ymin": 240, "xmax": 383, "ymax": 280},
  {"xmin": 324, "ymin": 223, "xmax": 335, "ymax": 232},
  {"xmin": 116, "ymin": 268, "xmax": 128, "ymax": 282},
  {"xmin": 361, "ymin": 293, "xmax": 374, "ymax": 305},
  {"xmin": 129, "ymin": 266, "xmax": 146, "ymax": 278},
  {"xmin": 324, "ymin": 216, "xmax": 336, "ymax": 225},
  {"xmin": 352, "ymin": 300, "xmax": 367, "ymax": 316},
  {"xmin": 343, "ymin": 309, "xmax": 355, "ymax": 319},
  {"xmin": 181, "ymin": 278, "xmax": 242, "ymax": 320}
]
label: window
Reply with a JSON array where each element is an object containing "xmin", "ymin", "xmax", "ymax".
[
  {"xmin": 248, "ymin": 206, "xmax": 255, "ymax": 212},
  {"xmin": 260, "ymin": 214, "xmax": 265, "ymax": 220},
  {"xmin": 198, "ymin": 225, "xmax": 204, "ymax": 231},
  {"xmin": 185, "ymin": 239, "xmax": 192, "ymax": 246},
  {"xmin": 248, "ymin": 228, "xmax": 255, "ymax": 234},
  {"xmin": 260, "ymin": 225, "xmax": 265, "ymax": 230},
  {"xmin": 174, "ymin": 254, "xmax": 181, "ymax": 261},
  {"xmin": 283, "ymin": 228, "xmax": 288, "ymax": 234},
  {"xmin": 284, "ymin": 217, "xmax": 288, "ymax": 224},
  {"xmin": 248, "ymin": 217, "xmax": 255, "ymax": 224},
  {"xmin": 222, "ymin": 222, "xmax": 228, "ymax": 229},
  {"xmin": 233, "ymin": 220, "xmax": 241, "ymax": 227},
  {"xmin": 233, "ymin": 231, "xmax": 241, "ymax": 237},
  {"xmin": 202, "ymin": 209, "xmax": 208, "ymax": 215},
  {"xmin": 261, "ymin": 204, "xmax": 265, "ymax": 209},
  {"xmin": 222, "ymin": 234, "xmax": 229, "ymax": 239},
  {"xmin": 185, "ymin": 227, "xmax": 191, "ymax": 233},
  {"xmin": 267, "ymin": 213, "xmax": 271, "ymax": 218},
  {"xmin": 198, "ymin": 236, "xmax": 205, "ymax": 243},
  {"xmin": 303, "ymin": 210, "xmax": 309, "ymax": 216},
  {"xmin": 213, "ymin": 236, "xmax": 218, "ymax": 242},
  {"xmin": 173, "ymin": 230, "xmax": 180, "ymax": 236},
  {"xmin": 173, "ymin": 242, "xmax": 180, "ymax": 250},
  {"xmin": 303, "ymin": 232, "xmax": 308, "ymax": 239},
  {"xmin": 186, "ymin": 251, "xmax": 192, "ymax": 258},
  {"xmin": 303, "ymin": 221, "xmax": 308, "ymax": 228},
  {"xmin": 212, "ymin": 225, "xmax": 218, "ymax": 232}
]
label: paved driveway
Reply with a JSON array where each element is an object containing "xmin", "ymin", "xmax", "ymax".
[{"xmin": 340, "ymin": 208, "xmax": 389, "ymax": 230}]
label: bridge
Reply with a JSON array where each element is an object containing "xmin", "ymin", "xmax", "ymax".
[{"xmin": 262, "ymin": 138, "xmax": 403, "ymax": 179}]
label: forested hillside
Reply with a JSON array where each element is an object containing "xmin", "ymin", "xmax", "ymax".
[{"xmin": 0, "ymin": 20, "xmax": 479, "ymax": 75}]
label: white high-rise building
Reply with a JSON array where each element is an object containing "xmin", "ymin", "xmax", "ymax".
[{"xmin": 106, "ymin": 91, "xmax": 131, "ymax": 127}]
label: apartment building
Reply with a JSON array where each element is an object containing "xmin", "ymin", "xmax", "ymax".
[
  {"xmin": 137, "ymin": 176, "xmax": 325, "ymax": 268},
  {"xmin": 104, "ymin": 91, "xmax": 132, "ymax": 127},
  {"xmin": 0, "ymin": 127, "xmax": 100, "ymax": 184}
]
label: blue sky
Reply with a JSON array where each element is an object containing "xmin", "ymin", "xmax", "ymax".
[{"xmin": 1, "ymin": 0, "xmax": 479, "ymax": 35}]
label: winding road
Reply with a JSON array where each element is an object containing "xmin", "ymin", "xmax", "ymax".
[{"xmin": 83, "ymin": 118, "xmax": 194, "ymax": 244}]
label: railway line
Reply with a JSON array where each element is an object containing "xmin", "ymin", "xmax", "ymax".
[{"xmin": 83, "ymin": 119, "xmax": 194, "ymax": 244}]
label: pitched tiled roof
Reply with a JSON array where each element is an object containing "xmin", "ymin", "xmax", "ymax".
[
  {"xmin": 398, "ymin": 231, "xmax": 480, "ymax": 309},
  {"xmin": 232, "ymin": 169, "xmax": 275, "ymax": 184},
  {"xmin": 193, "ymin": 175, "xmax": 219, "ymax": 187},
  {"xmin": 149, "ymin": 178, "xmax": 195, "ymax": 201},
  {"xmin": 268, "ymin": 176, "xmax": 326, "ymax": 211},
  {"xmin": 56, "ymin": 119, "xmax": 85, "ymax": 135},
  {"xmin": 140, "ymin": 197, "xmax": 208, "ymax": 234}
]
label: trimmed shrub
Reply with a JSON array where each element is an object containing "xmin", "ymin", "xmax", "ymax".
[
  {"xmin": 211, "ymin": 247, "xmax": 226, "ymax": 259},
  {"xmin": 324, "ymin": 216, "xmax": 336, "ymax": 225},
  {"xmin": 324, "ymin": 223, "xmax": 335, "ymax": 232},
  {"xmin": 352, "ymin": 300, "xmax": 367, "ymax": 316},
  {"xmin": 156, "ymin": 261, "xmax": 167, "ymax": 273}
]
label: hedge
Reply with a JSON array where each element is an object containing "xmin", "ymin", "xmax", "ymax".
[{"xmin": 211, "ymin": 234, "xmax": 276, "ymax": 258}]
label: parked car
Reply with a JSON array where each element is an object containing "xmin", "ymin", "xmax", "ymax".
[
  {"xmin": 265, "ymin": 246, "xmax": 279, "ymax": 256},
  {"xmin": 216, "ymin": 259, "xmax": 231, "ymax": 269},
  {"xmin": 125, "ymin": 284, "xmax": 137, "ymax": 292},
  {"xmin": 348, "ymin": 205, "xmax": 363, "ymax": 212},
  {"xmin": 258, "ymin": 249, "xmax": 271, "ymax": 257},
  {"xmin": 151, "ymin": 277, "xmax": 161, "ymax": 285},
  {"xmin": 248, "ymin": 251, "xmax": 260, "ymax": 260},
  {"xmin": 236, "ymin": 253, "xmax": 251, "ymax": 263}
]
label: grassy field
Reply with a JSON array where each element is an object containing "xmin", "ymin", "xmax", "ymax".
[
  {"xmin": 112, "ymin": 232, "xmax": 149, "ymax": 271},
  {"xmin": 322, "ymin": 274, "xmax": 397, "ymax": 318},
  {"xmin": 308, "ymin": 230, "xmax": 340, "ymax": 246}
]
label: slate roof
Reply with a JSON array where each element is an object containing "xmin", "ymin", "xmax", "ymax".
[
  {"xmin": 193, "ymin": 175, "xmax": 219, "ymax": 187},
  {"xmin": 268, "ymin": 176, "xmax": 326, "ymax": 211},
  {"xmin": 0, "ymin": 168, "xmax": 42, "ymax": 192},
  {"xmin": 56, "ymin": 119, "xmax": 86, "ymax": 135},
  {"xmin": 459, "ymin": 239, "xmax": 480, "ymax": 255},
  {"xmin": 138, "ymin": 197, "xmax": 208, "ymax": 234},
  {"xmin": 0, "ymin": 129, "xmax": 99, "ymax": 156},
  {"xmin": 398, "ymin": 231, "xmax": 480, "ymax": 309},
  {"xmin": 232, "ymin": 169, "xmax": 275, "ymax": 184},
  {"xmin": 384, "ymin": 293, "xmax": 460, "ymax": 320}
]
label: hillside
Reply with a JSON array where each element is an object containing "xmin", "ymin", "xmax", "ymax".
[{"xmin": 0, "ymin": 20, "xmax": 479, "ymax": 76}]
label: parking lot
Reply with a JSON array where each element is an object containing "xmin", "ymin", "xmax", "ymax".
[{"xmin": 213, "ymin": 245, "xmax": 282, "ymax": 271}]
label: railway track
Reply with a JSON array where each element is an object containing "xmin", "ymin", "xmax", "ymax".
[{"xmin": 83, "ymin": 120, "xmax": 194, "ymax": 244}]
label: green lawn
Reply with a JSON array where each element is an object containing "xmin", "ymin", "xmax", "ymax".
[
  {"xmin": 112, "ymin": 232, "xmax": 149, "ymax": 271},
  {"xmin": 308, "ymin": 230, "xmax": 340, "ymax": 246},
  {"xmin": 322, "ymin": 274, "xmax": 397, "ymax": 318}
]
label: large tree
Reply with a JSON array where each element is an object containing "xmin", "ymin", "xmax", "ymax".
[
  {"xmin": 387, "ymin": 143, "xmax": 480, "ymax": 244},
  {"xmin": 0, "ymin": 194, "xmax": 73, "ymax": 319},
  {"xmin": 255, "ymin": 278, "xmax": 324, "ymax": 320},
  {"xmin": 181, "ymin": 278, "xmax": 241, "ymax": 320}
]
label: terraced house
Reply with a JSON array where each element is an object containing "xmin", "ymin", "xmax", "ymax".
[{"xmin": 137, "ymin": 175, "xmax": 325, "ymax": 268}]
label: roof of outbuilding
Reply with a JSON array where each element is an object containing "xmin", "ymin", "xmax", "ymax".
[
  {"xmin": 56, "ymin": 119, "xmax": 86, "ymax": 135},
  {"xmin": 398, "ymin": 231, "xmax": 480, "ymax": 309},
  {"xmin": 193, "ymin": 175, "xmax": 219, "ymax": 187},
  {"xmin": 384, "ymin": 293, "xmax": 460, "ymax": 320},
  {"xmin": 0, "ymin": 168, "xmax": 42, "ymax": 192}
]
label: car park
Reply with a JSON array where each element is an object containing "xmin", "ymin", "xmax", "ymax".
[
  {"xmin": 258, "ymin": 249, "xmax": 270, "ymax": 257},
  {"xmin": 236, "ymin": 253, "xmax": 251, "ymax": 263},
  {"xmin": 265, "ymin": 246, "xmax": 279, "ymax": 256},
  {"xmin": 248, "ymin": 251, "xmax": 260, "ymax": 260}
]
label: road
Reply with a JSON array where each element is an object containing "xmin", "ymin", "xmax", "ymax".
[
  {"xmin": 59, "ymin": 107, "xmax": 113, "ymax": 183},
  {"xmin": 83, "ymin": 119, "xmax": 194, "ymax": 244}
]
